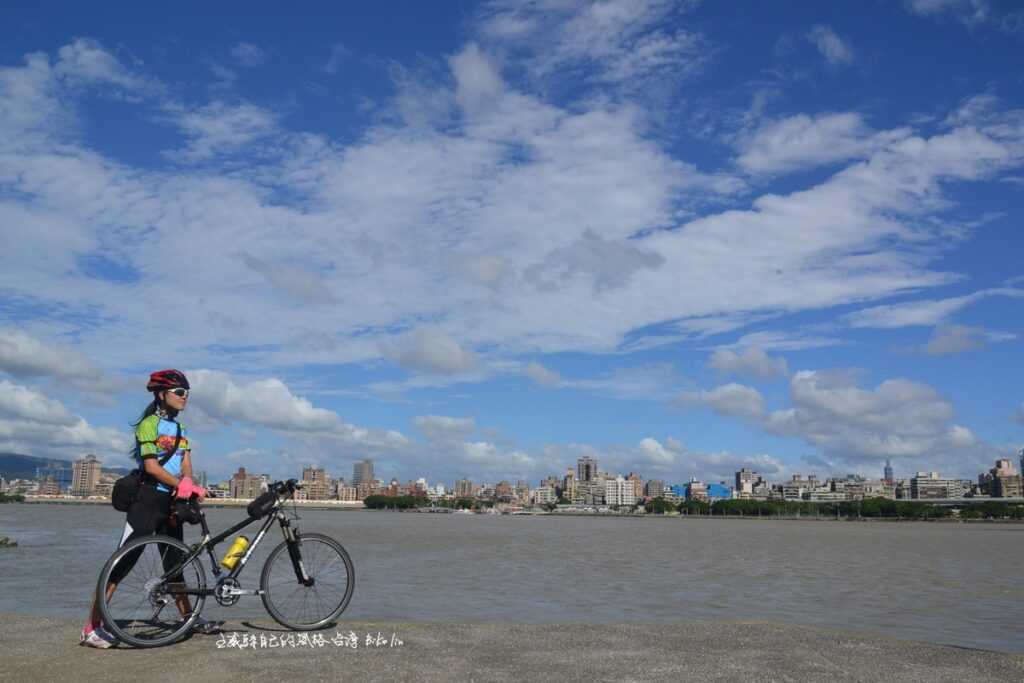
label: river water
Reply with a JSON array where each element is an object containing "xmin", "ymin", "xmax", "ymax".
[{"xmin": 1, "ymin": 504, "xmax": 1020, "ymax": 652}]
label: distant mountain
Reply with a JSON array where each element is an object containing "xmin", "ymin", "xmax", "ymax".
[{"xmin": 0, "ymin": 452, "xmax": 132, "ymax": 480}]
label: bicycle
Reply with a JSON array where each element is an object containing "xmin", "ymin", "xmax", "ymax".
[{"xmin": 95, "ymin": 479, "xmax": 355, "ymax": 648}]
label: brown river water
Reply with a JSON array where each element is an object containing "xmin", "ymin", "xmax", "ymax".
[{"xmin": 1, "ymin": 503, "xmax": 1020, "ymax": 652}]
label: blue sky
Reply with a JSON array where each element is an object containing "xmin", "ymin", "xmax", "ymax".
[{"xmin": 1, "ymin": 0, "xmax": 1023, "ymax": 487}]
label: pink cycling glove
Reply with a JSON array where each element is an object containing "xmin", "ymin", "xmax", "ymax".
[{"xmin": 175, "ymin": 477, "xmax": 206, "ymax": 501}]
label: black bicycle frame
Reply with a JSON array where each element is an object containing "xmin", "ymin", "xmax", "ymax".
[{"xmin": 161, "ymin": 503, "xmax": 311, "ymax": 597}]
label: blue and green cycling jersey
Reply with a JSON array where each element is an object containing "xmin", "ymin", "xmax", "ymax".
[{"xmin": 134, "ymin": 414, "xmax": 189, "ymax": 494}]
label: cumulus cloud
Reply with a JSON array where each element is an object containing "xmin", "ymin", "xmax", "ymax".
[
  {"xmin": 765, "ymin": 371, "xmax": 980, "ymax": 467},
  {"xmin": 806, "ymin": 25, "xmax": 855, "ymax": 66},
  {"xmin": 675, "ymin": 369, "xmax": 987, "ymax": 474},
  {"xmin": 0, "ymin": 379, "xmax": 129, "ymax": 459},
  {"xmin": 708, "ymin": 347, "xmax": 789, "ymax": 380},
  {"xmin": 189, "ymin": 369, "xmax": 344, "ymax": 432},
  {"xmin": 382, "ymin": 329, "xmax": 479, "ymax": 375}
]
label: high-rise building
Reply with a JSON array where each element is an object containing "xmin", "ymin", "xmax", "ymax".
[
  {"xmin": 71, "ymin": 454, "xmax": 102, "ymax": 496},
  {"xmin": 353, "ymin": 460, "xmax": 374, "ymax": 486},
  {"xmin": 884, "ymin": 459, "xmax": 893, "ymax": 484},
  {"xmin": 577, "ymin": 456, "xmax": 598, "ymax": 482},
  {"xmin": 735, "ymin": 468, "xmax": 760, "ymax": 498},
  {"xmin": 562, "ymin": 468, "xmax": 576, "ymax": 501},
  {"xmin": 302, "ymin": 465, "xmax": 330, "ymax": 500},
  {"xmin": 645, "ymin": 479, "xmax": 666, "ymax": 499},
  {"xmin": 454, "ymin": 478, "xmax": 475, "ymax": 498},
  {"xmin": 229, "ymin": 467, "xmax": 264, "ymax": 499},
  {"xmin": 990, "ymin": 459, "xmax": 1022, "ymax": 498},
  {"xmin": 627, "ymin": 472, "xmax": 644, "ymax": 500},
  {"xmin": 605, "ymin": 476, "xmax": 636, "ymax": 507}
]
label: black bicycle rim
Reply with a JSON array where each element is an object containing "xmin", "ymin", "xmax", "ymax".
[
  {"xmin": 97, "ymin": 535, "xmax": 206, "ymax": 648},
  {"xmin": 260, "ymin": 533, "xmax": 354, "ymax": 630}
]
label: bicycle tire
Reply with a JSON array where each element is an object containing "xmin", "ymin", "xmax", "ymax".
[
  {"xmin": 96, "ymin": 534, "xmax": 206, "ymax": 648},
  {"xmin": 260, "ymin": 532, "xmax": 354, "ymax": 630}
]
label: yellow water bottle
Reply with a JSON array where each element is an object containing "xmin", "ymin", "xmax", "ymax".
[{"xmin": 221, "ymin": 535, "xmax": 250, "ymax": 570}]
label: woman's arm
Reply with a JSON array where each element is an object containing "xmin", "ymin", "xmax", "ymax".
[
  {"xmin": 181, "ymin": 450, "xmax": 194, "ymax": 480},
  {"xmin": 142, "ymin": 457, "xmax": 181, "ymax": 489}
]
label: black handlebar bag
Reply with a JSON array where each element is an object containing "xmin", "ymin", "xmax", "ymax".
[{"xmin": 247, "ymin": 490, "xmax": 278, "ymax": 519}]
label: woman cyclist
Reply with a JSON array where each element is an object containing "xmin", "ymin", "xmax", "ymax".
[{"xmin": 81, "ymin": 369, "xmax": 218, "ymax": 648}]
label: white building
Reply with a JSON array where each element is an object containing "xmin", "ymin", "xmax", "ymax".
[
  {"xmin": 604, "ymin": 476, "xmax": 636, "ymax": 507},
  {"xmin": 533, "ymin": 485, "xmax": 557, "ymax": 504}
]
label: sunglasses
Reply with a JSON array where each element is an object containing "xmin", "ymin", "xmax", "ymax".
[{"xmin": 168, "ymin": 388, "xmax": 189, "ymax": 398}]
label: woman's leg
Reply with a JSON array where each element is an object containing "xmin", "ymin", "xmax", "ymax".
[{"xmin": 86, "ymin": 487, "xmax": 166, "ymax": 630}]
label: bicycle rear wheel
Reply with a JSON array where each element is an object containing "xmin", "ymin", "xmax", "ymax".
[
  {"xmin": 260, "ymin": 532, "xmax": 354, "ymax": 630},
  {"xmin": 96, "ymin": 534, "xmax": 207, "ymax": 648}
]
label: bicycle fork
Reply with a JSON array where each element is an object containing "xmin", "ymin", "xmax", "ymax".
[{"xmin": 280, "ymin": 517, "xmax": 314, "ymax": 587}]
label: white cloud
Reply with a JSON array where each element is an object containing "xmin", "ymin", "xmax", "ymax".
[
  {"xmin": 904, "ymin": 0, "xmax": 989, "ymax": 25},
  {"xmin": 381, "ymin": 329, "xmax": 479, "ymax": 375},
  {"xmin": 231, "ymin": 42, "xmax": 267, "ymax": 67},
  {"xmin": 924, "ymin": 324, "xmax": 999, "ymax": 355},
  {"xmin": 1, "ymin": 38, "xmax": 1023, "ymax": 391},
  {"xmin": 324, "ymin": 43, "xmax": 350, "ymax": 75},
  {"xmin": 568, "ymin": 364, "xmax": 680, "ymax": 401},
  {"xmin": 678, "ymin": 383, "xmax": 767, "ymax": 420},
  {"xmin": 413, "ymin": 415, "xmax": 477, "ymax": 442},
  {"xmin": 0, "ymin": 379, "xmax": 129, "ymax": 460},
  {"xmin": 736, "ymin": 113, "xmax": 908, "ymax": 174},
  {"xmin": 717, "ymin": 330, "xmax": 844, "ymax": 352},
  {"xmin": 479, "ymin": 0, "xmax": 711, "ymax": 86},
  {"xmin": 674, "ymin": 369, "xmax": 989, "ymax": 474},
  {"xmin": 165, "ymin": 101, "xmax": 278, "ymax": 162},
  {"xmin": 610, "ymin": 436, "xmax": 787, "ymax": 481},
  {"xmin": 708, "ymin": 347, "xmax": 789, "ymax": 380},
  {"xmin": 0, "ymin": 329, "xmax": 103, "ymax": 385},
  {"xmin": 846, "ymin": 288, "xmax": 1024, "ymax": 328},
  {"xmin": 241, "ymin": 253, "xmax": 337, "ymax": 304},
  {"xmin": 189, "ymin": 369, "xmax": 344, "ymax": 432},
  {"xmin": 806, "ymin": 25, "xmax": 855, "ymax": 66},
  {"xmin": 764, "ymin": 371, "xmax": 980, "ymax": 467},
  {"xmin": 55, "ymin": 38, "xmax": 150, "ymax": 91},
  {"xmin": 524, "ymin": 361, "xmax": 562, "ymax": 388}
]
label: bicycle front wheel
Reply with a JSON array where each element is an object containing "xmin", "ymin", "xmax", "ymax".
[
  {"xmin": 260, "ymin": 532, "xmax": 354, "ymax": 630},
  {"xmin": 96, "ymin": 534, "xmax": 207, "ymax": 648}
]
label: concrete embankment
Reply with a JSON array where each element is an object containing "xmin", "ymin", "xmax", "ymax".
[{"xmin": 1, "ymin": 614, "xmax": 1021, "ymax": 682}]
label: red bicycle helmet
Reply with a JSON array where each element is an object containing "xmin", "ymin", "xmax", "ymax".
[{"xmin": 146, "ymin": 369, "xmax": 190, "ymax": 392}]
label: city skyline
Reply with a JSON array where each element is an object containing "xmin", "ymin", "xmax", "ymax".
[{"xmin": 1, "ymin": 2, "xmax": 1023, "ymax": 486}]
